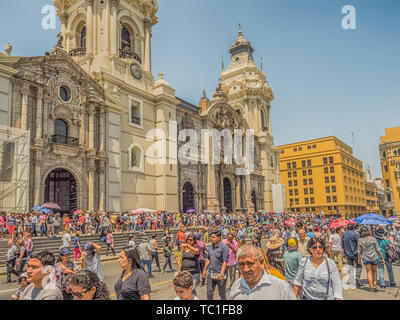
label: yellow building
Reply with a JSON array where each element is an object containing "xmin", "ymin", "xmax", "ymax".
[
  {"xmin": 278, "ymin": 137, "xmax": 366, "ymax": 218},
  {"xmin": 379, "ymin": 127, "xmax": 400, "ymax": 216},
  {"xmin": 365, "ymin": 171, "xmax": 380, "ymax": 214}
]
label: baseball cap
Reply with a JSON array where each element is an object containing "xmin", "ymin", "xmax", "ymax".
[
  {"xmin": 59, "ymin": 247, "xmax": 70, "ymax": 256},
  {"xmin": 84, "ymin": 242, "xmax": 92, "ymax": 252},
  {"xmin": 288, "ymin": 238, "xmax": 297, "ymax": 250}
]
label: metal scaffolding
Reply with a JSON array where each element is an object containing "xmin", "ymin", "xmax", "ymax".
[{"xmin": 0, "ymin": 125, "xmax": 30, "ymax": 213}]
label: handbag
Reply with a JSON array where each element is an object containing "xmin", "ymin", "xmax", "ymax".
[{"xmin": 386, "ymin": 241, "xmax": 399, "ymax": 263}]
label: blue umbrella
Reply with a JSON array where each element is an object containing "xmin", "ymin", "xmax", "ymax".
[
  {"xmin": 32, "ymin": 206, "xmax": 42, "ymax": 211},
  {"xmin": 361, "ymin": 218, "xmax": 392, "ymax": 225},
  {"xmin": 354, "ymin": 213, "xmax": 389, "ymax": 224},
  {"xmin": 40, "ymin": 208, "xmax": 52, "ymax": 214}
]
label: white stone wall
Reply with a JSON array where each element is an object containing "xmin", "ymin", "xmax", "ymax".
[
  {"xmin": 0, "ymin": 71, "xmax": 11, "ymax": 126},
  {"xmin": 107, "ymin": 111, "xmax": 121, "ymax": 211}
]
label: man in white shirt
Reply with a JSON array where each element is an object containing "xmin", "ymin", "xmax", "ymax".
[{"xmin": 230, "ymin": 245, "xmax": 296, "ymax": 300}]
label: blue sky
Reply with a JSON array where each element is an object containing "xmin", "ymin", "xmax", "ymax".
[{"xmin": 1, "ymin": 0, "xmax": 399, "ymax": 178}]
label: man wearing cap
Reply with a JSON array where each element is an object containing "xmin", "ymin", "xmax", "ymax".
[
  {"xmin": 283, "ymin": 238, "xmax": 304, "ymax": 286},
  {"xmin": 375, "ymin": 228, "xmax": 396, "ymax": 288},
  {"xmin": 81, "ymin": 242, "xmax": 104, "ymax": 281},
  {"xmin": 138, "ymin": 237, "xmax": 153, "ymax": 278},
  {"xmin": 230, "ymin": 244, "xmax": 296, "ymax": 300},
  {"xmin": 54, "ymin": 247, "xmax": 78, "ymax": 300}
]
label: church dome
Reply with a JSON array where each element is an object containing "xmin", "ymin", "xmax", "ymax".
[{"xmin": 230, "ymin": 30, "xmax": 254, "ymax": 56}]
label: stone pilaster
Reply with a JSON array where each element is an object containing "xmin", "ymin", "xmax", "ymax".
[
  {"xmin": 20, "ymin": 86, "xmax": 30, "ymax": 130},
  {"xmin": 35, "ymin": 87, "xmax": 43, "ymax": 140},
  {"xmin": 143, "ymin": 19, "xmax": 152, "ymax": 72}
]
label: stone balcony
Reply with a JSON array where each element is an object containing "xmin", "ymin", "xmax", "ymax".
[
  {"xmin": 119, "ymin": 49, "xmax": 142, "ymax": 63},
  {"xmin": 69, "ymin": 47, "xmax": 87, "ymax": 57}
]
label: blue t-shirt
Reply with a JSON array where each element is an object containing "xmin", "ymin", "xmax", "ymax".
[
  {"xmin": 7, "ymin": 217, "xmax": 15, "ymax": 226},
  {"xmin": 207, "ymin": 242, "xmax": 229, "ymax": 274},
  {"xmin": 73, "ymin": 237, "xmax": 80, "ymax": 249}
]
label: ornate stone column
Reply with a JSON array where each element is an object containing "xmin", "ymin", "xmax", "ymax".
[
  {"xmin": 20, "ymin": 86, "xmax": 30, "ymax": 130},
  {"xmin": 88, "ymin": 166, "xmax": 95, "ymax": 211},
  {"xmin": 33, "ymin": 155, "xmax": 41, "ymax": 206},
  {"xmin": 35, "ymin": 87, "xmax": 43, "ymax": 140},
  {"xmin": 99, "ymin": 107, "xmax": 106, "ymax": 153},
  {"xmin": 43, "ymin": 91, "xmax": 50, "ymax": 139},
  {"xmin": 88, "ymin": 105, "xmax": 96, "ymax": 151},
  {"xmin": 143, "ymin": 19, "xmax": 152, "ymax": 72},
  {"xmin": 79, "ymin": 111, "xmax": 86, "ymax": 147},
  {"xmin": 99, "ymin": 164, "xmax": 106, "ymax": 211},
  {"xmin": 86, "ymin": 0, "xmax": 94, "ymax": 55},
  {"xmin": 110, "ymin": 0, "xmax": 119, "ymax": 56}
]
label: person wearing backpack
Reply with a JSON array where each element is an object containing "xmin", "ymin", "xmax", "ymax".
[{"xmin": 374, "ymin": 228, "xmax": 396, "ymax": 288}]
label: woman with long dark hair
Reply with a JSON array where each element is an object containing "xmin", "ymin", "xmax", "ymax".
[
  {"xmin": 114, "ymin": 247, "xmax": 151, "ymax": 300},
  {"xmin": 69, "ymin": 270, "xmax": 110, "ymax": 300}
]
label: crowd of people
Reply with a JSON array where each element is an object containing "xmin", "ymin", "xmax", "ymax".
[{"xmin": 3, "ymin": 211, "xmax": 400, "ymax": 300}]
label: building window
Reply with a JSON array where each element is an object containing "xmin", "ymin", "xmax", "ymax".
[
  {"xmin": 295, "ymin": 199, "xmax": 299, "ymax": 205},
  {"xmin": 330, "ymin": 166, "xmax": 335, "ymax": 173},
  {"xmin": 310, "ymin": 197, "xmax": 315, "ymax": 204},
  {"xmin": 304, "ymin": 188, "xmax": 308, "ymax": 195},
  {"xmin": 293, "ymin": 180, "xmax": 298, "ymax": 186},
  {"xmin": 55, "ymin": 119, "xmax": 68, "ymax": 137},
  {"xmin": 302, "ymin": 160, "xmax": 306, "ymax": 167},
  {"xmin": 287, "ymin": 162, "xmax": 291, "ymax": 169},
  {"xmin": 80, "ymin": 26, "xmax": 86, "ymax": 48},
  {"xmin": 331, "ymin": 176, "xmax": 336, "ymax": 183},
  {"xmin": 323, "ymin": 157, "xmax": 327, "ymax": 165},
  {"xmin": 312, "ymin": 144, "xmax": 316, "ymax": 148},
  {"xmin": 289, "ymin": 189, "xmax": 293, "ymax": 196},
  {"xmin": 305, "ymin": 198, "xmax": 309, "ymax": 204},
  {"xmin": 128, "ymin": 143, "xmax": 144, "ymax": 172},
  {"xmin": 329, "ymin": 156, "xmax": 334, "ymax": 164},
  {"xmin": 294, "ymin": 148, "xmax": 297, "ymax": 152},
  {"xmin": 121, "ymin": 26, "xmax": 131, "ymax": 50},
  {"xmin": 293, "ymin": 171, "xmax": 297, "ymax": 177},
  {"xmin": 299, "ymin": 147, "xmax": 302, "ymax": 151},
  {"xmin": 333, "ymin": 196, "xmax": 337, "ymax": 203},
  {"xmin": 294, "ymin": 189, "xmax": 299, "ymax": 196},
  {"xmin": 385, "ymin": 179, "xmax": 390, "ymax": 188},
  {"xmin": 308, "ymin": 178, "xmax": 313, "ymax": 185},
  {"xmin": 327, "ymin": 196, "xmax": 331, "ymax": 203},
  {"xmin": 288, "ymin": 172, "xmax": 292, "ymax": 178},
  {"xmin": 325, "ymin": 177, "xmax": 329, "ymax": 183},
  {"xmin": 302, "ymin": 170, "xmax": 307, "ymax": 176},
  {"xmin": 290, "ymin": 199, "xmax": 294, "ymax": 205},
  {"xmin": 326, "ymin": 186, "xmax": 330, "ymax": 193},
  {"xmin": 292, "ymin": 162, "xmax": 296, "ymax": 169},
  {"xmin": 324, "ymin": 167, "xmax": 328, "ymax": 174},
  {"xmin": 307, "ymin": 160, "xmax": 311, "ymax": 166},
  {"xmin": 332, "ymin": 186, "xmax": 336, "ymax": 193},
  {"xmin": 307, "ymin": 145, "xmax": 311, "ymax": 150},
  {"xmin": 129, "ymin": 96, "xmax": 143, "ymax": 128},
  {"xmin": 308, "ymin": 169, "xmax": 312, "ymax": 175},
  {"xmin": 59, "ymin": 86, "xmax": 71, "ymax": 102},
  {"xmin": 303, "ymin": 179, "xmax": 307, "ymax": 186},
  {"xmin": 309, "ymin": 187, "xmax": 314, "ymax": 195},
  {"xmin": 288, "ymin": 181, "xmax": 292, "ymax": 187},
  {"xmin": 328, "ymin": 206, "xmax": 332, "ymax": 211}
]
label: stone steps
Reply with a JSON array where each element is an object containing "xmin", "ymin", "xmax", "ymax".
[{"xmin": 0, "ymin": 229, "xmax": 187, "ymax": 267}]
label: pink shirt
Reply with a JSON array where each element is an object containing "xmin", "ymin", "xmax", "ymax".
[{"xmin": 222, "ymin": 239, "xmax": 238, "ymax": 266}]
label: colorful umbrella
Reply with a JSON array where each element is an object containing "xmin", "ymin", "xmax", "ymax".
[
  {"xmin": 40, "ymin": 208, "xmax": 52, "ymax": 214},
  {"xmin": 41, "ymin": 202, "xmax": 61, "ymax": 210},
  {"xmin": 74, "ymin": 209, "xmax": 84, "ymax": 214},
  {"xmin": 361, "ymin": 218, "xmax": 392, "ymax": 225},
  {"xmin": 314, "ymin": 219, "xmax": 322, "ymax": 223},
  {"xmin": 32, "ymin": 206, "xmax": 42, "ymax": 211},
  {"xmin": 284, "ymin": 218, "xmax": 298, "ymax": 226},
  {"xmin": 388, "ymin": 216, "xmax": 398, "ymax": 221},
  {"xmin": 328, "ymin": 218, "xmax": 350, "ymax": 229},
  {"xmin": 269, "ymin": 211, "xmax": 276, "ymax": 214},
  {"xmin": 353, "ymin": 213, "xmax": 389, "ymax": 224},
  {"xmin": 186, "ymin": 209, "xmax": 195, "ymax": 213}
]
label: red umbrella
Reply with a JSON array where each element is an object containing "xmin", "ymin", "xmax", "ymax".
[
  {"xmin": 328, "ymin": 218, "xmax": 350, "ymax": 229},
  {"xmin": 284, "ymin": 218, "xmax": 298, "ymax": 227},
  {"xmin": 41, "ymin": 202, "xmax": 61, "ymax": 210},
  {"xmin": 74, "ymin": 209, "xmax": 84, "ymax": 214}
]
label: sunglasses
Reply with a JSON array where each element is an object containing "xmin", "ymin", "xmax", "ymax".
[{"xmin": 70, "ymin": 288, "xmax": 90, "ymax": 298}]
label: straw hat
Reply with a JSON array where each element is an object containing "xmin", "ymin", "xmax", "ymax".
[{"xmin": 266, "ymin": 236, "xmax": 285, "ymax": 250}]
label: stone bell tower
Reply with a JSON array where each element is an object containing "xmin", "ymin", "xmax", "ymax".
[
  {"xmin": 220, "ymin": 27, "xmax": 280, "ymax": 211},
  {"xmin": 54, "ymin": 0, "xmax": 158, "ymax": 83}
]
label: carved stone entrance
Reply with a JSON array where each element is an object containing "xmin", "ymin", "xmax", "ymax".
[{"xmin": 44, "ymin": 168, "xmax": 78, "ymax": 212}]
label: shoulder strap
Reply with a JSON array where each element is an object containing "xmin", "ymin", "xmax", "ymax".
[{"xmin": 325, "ymin": 258, "xmax": 331, "ymax": 300}]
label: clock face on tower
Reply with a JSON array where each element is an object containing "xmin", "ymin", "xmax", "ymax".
[{"xmin": 130, "ymin": 63, "xmax": 143, "ymax": 80}]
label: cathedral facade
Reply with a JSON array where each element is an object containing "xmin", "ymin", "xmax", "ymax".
[{"xmin": 0, "ymin": 0, "xmax": 281, "ymax": 213}]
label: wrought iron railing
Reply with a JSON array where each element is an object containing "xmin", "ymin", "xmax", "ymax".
[
  {"xmin": 51, "ymin": 134, "xmax": 79, "ymax": 146},
  {"xmin": 119, "ymin": 49, "xmax": 142, "ymax": 63},
  {"xmin": 69, "ymin": 47, "xmax": 86, "ymax": 57}
]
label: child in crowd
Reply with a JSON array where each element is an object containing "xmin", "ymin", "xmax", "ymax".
[
  {"xmin": 173, "ymin": 271, "xmax": 199, "ymax": 300},
  {"xmin": 11, "ymin": 272, "xmax": 29, "ymax": 300}
]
